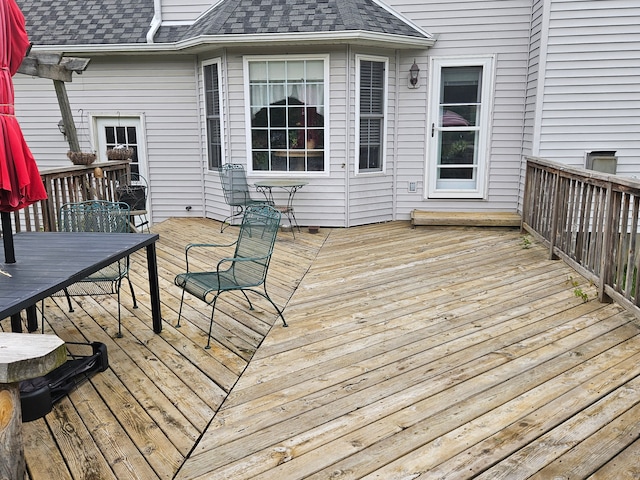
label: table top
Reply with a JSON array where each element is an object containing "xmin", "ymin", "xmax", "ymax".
[
  {"xmin": 254, "ymin": 179, "xmax": 309, "ymax": 188},
  {"xmin": 0, "ymin": 231, "xmax": 159, "ymax": 320}
]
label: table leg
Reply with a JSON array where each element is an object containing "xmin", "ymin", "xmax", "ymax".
[
  {"xmin": 286, "ymin": 186, "xmax": 302, "ymax": 233},
  {"xmin": 146, "ymin": 242, "xmax": 162, "ymax": 333},
  {"xmin": 10, "ymin": 313, "xmax": 21, "ymax": 333},
  {"xmin": 26, "ymin": 305, "xmax": 38, "ymax": 332}
]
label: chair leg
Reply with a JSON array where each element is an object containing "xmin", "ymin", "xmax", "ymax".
[
  {"xmin": 127, "ymin": 275, "xmax": 138, "ymax": 309},
  {"xmin": 64, "ymin": 288, "xmax": 74, "ymax": 312},
  {"xmin": 176, "ymin": 288, "xmax": 187, "ymax": 328},
  {"xmin": 262, "ymin": 287, "xmax": 287, "ymax": 327},
  {"xmin": 116, "ymin": 283, "xmax": 123, "ymax": 338},
  {"xmin": 205, "ymin": 295, "xmax": 220, "ymax": 350},
  {"xmin": 241, "ymin": 290, "xmax": 254, "ymax": 310},
  {"xmin": 40, "ymin": 299, "xmax": 45, "ymax": 334}
]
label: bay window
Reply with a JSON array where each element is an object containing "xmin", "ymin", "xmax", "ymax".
[{"xmin": 246, "ymin": 57, "xmax": 327, "ymax": 173}]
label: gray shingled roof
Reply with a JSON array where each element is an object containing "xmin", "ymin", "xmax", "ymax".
[
  {"xmin": 155, "ymin": 0, "xmax": 428, "ymax": 43},
  {"xmin": 16, "ymin": 0, "xmax": 429, "ymax": 47},
  {"xmin": 17, "ymin": 0, "xmax": 155, "ymax": 45}
]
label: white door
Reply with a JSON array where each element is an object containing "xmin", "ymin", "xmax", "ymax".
[
  {"xmin": 94, "ymin": 116, "xmax": 150, "ymax": 227},
  {"xmin": 94, "ymin": 116, "xmax": 148, "ymax": 181},
  {"xmin": 427, "ymin": 56, "xmax": 494, "ymax": 199}
]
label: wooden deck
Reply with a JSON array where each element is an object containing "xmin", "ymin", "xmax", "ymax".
[{"xmin": 4, "ymin": 219, "xmax": 639, "ymax": 479}]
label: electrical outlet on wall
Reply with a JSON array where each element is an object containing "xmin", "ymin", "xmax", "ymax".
[{"xmin": 409, "ymin": 182, "xmax": 417, "ymax": 192}]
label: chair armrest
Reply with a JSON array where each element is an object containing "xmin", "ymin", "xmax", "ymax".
[
  {"xmin": 185, "ymin": 241, "xmax": 237, "ymax": 272},
  {"xmin": 216, "ymin": 254, "xmax": 271, "ymax": 271}
]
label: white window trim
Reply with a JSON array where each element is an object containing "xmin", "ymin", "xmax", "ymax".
[
  {"xmin": 355, "ymin": 54, "xmax": 389, "ymax": 176},
  {"xmin": 243, "ymin": 54, "xmax": 330, "ymax": 177},
  {"xmin": 426, "ymin": 55, "xmax": 495, "ymax": 199},
  {"xmin": 202, "ymin": 58, "xmax": 226, "ymax": 172},
  {"xmin": 91, "ymin": 113, "xmax": 148, "ymax": 180}
]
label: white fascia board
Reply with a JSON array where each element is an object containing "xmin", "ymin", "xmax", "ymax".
[{"xmin": 29, "ymin": 30, "xmax": 435, "ymax": 56}]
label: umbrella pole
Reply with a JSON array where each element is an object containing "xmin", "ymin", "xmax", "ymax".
[{"xmin": 1, "ymin": 212, "xmax": 16, "ymax": 264}]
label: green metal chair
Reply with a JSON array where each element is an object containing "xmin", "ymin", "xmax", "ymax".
[
  {"xmin": 218, "ymin": 163, "xmax": 270, "ymax": 232},
  {"xmin": 174, "ymin": 204, "xmax": 287, "ymax": 349},
  {"xmin": 52, "ymin": 200, "xmax": 137, "ymax": 337}
]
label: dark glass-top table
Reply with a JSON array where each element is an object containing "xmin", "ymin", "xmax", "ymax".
[{"xmin": 0, "ymin": 232, "xmax": 162, "ymax": 334}]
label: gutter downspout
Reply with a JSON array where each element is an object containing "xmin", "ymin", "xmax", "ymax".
[{"xmin": 146, "ymin": 0, "xmax": 163, "ymax": 44}]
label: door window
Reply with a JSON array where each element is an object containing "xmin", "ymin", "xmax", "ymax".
[
  {"xmin": 428, "ymin": 57, "xmax": 494, "ymax": 198},
  {"xmin": 95, "ymin": 116, "xmax": 147, "ymax": 180}
]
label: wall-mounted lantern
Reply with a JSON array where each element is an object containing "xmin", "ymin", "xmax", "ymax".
[{"xmin": 409, "ymin": 60, "xmax": 420, "ymax": 89}]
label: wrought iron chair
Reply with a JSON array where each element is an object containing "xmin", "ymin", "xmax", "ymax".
[
  {"xmin": 218, "ymin": 163, "xmax": 270, "ymax": 232},
  {"xmin": 115, "ymin": 171, "xmax": 149, "ymax": 232},
  {"xmin": 174, "ymin": 204, "xmax": 287, "ymax": 349},
  {"xmin": 50, "ymin": 200, "xmax": 137, "ymax": 337}
]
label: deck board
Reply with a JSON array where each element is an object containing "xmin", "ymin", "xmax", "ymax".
[{"xmin": 3, "ymin": 219, "xmax": 638, "ymax": 479}]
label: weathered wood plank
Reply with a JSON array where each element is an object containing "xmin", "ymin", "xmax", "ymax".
[
  {"xmin": 411, "ymin": 210, "xmax": 522, "ymax": 227},
  {"xmin": 2, "ymin": 219, "xmax": 636, "ymax": 480}
]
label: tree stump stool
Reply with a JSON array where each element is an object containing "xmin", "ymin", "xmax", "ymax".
[{"xmin": 0, "ymin": 333, "xmax": 66, "ymax": 479}]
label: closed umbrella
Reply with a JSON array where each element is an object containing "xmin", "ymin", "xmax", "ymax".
[{"xmin": 0, "ymin": 0, "xmax": 47, "ymax": 263}]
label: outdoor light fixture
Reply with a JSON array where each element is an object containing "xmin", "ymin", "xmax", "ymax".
[
  {"xmin": 409, "ymin": 60, "xmax": 420, "ymax": 88},
  {"xmin": 57, "ymin": 119, "xmax": 66, "ymax": 138}
]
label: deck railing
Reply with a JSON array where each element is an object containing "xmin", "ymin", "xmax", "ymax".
[
  {"xmin": 523, "ymin": 156, "xmax": 640, "ymax": 316},
  {"xmin": 12, "ymin": 161, "xmax": 130, "ymax": 232}
]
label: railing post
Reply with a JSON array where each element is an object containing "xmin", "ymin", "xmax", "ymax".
[
  {"xmin": 548, "ymin": 170, "xmax": 560, "ymax": 260},
  {"xmin": 598, "ymin": 182, "xmax": 614, "ymax": 303}
]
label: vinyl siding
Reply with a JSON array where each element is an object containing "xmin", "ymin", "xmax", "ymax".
[
  {"xmin": 160, "ymin": 0, "xmax": 214, "ymax": 23},
  {"xmin": 387, "ymin": 0, "xmax": 533, "ymax": 215},
  {"xmin": 202, "ymin": 47, "xmax": 352, "ymax": 228},
  {"xmin": 14, "ymin": 55, "xmax": 204, "ymax": 225},
  {"xmin": 20, "ymin": 1, "xmax": 640, "ymax": 228},
  {"xmin": 349, "ymin": 49, "xmax": 397, "ymax": 227},
  {"xmin": 523, "ymin": 0, "xmax": 545, "ymax": 157},
  {"xmin": 536, "ymin": 0, "xmax": 640, "ymax": 175}
]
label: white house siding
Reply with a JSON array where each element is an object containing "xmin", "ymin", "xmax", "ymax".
[
  {"xmin": 347, "ymin": 47, "xmax": 397, "ymax": 227},
  {"xmin": 520, "ymin": 0, "xmax": 545, "ymax": 212},
  {"xmin": 201, "ymin": 47, "xmax": 355, "ymax": 228},
  {"xmin": 14, "ymin": 55, "xmax": 204, "ymax": 225},
  {"xmin": 160, "ymin": 0, "xmax": 214, "ymax": 23},
  {"xmin": 385, "ymin": 0, "xmax": 533, "ymax": 217},
  {"xmin": 535, "ymin": 0, "xmax": 640, "ymax": 176}
]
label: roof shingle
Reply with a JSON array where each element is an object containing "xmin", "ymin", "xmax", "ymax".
[{"xmin": 16, "ymin": 0, "xmax": 428, "ymax": 47}]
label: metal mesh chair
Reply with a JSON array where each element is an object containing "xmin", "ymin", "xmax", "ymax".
[
  {"xmin": 174, "ymin": 204, "xmax": 287, "ymax": 349},
  {"xmin": 115, "ymin": 172, "xmax": 149, "ymax": 232},
  {"xmin": 51, "ymin": 200, "xmax": 137, "ymax": 337},
  {"xmin": 218, "ymin": 163, "xmax": 270, "ymax": 232}
]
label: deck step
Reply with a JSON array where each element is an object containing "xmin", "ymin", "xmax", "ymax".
[{"xmin": 411, "ymin": 210, "xmax": 521, "ymax": 227}]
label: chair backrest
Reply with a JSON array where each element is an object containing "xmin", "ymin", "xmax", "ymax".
[
  {"xmin": 59, "ymin": 200, "xmax": 131, "ymax": 233},
  {"xmin": 231, "ymin": 204, "xmax": 281, "ymax": 286},
  {"xmin": 218, "ymin": 163, "xmax": 254, "ymax": 206},
  {"xmin": 115, "ymin": 172, "xmax": 148, "ymax": 212}
]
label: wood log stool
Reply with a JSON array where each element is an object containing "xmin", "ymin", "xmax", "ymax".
[{"xmin": 0, "ymin": 333, "xmax": 66, "ymax": 479}]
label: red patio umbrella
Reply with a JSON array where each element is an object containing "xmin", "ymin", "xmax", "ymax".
[{"xmin": 0, "ymin": 0, "xmax": 47, "ymax": 263}]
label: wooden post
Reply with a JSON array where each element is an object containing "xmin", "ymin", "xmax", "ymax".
[
  {"xmin": 53, "ymin": 79, "xmax": 80, "ymax": 152},
  {"xmin": 17, "ymin": 54, "xmax": 91, "ymax": 155},
  {"xmin": 548, "ymin": 170, "xmax": 560, "ymax": 260},
  {"xmin": 599, "ymin": 184, "xmax": 615, "ymax": 303},
  {"xmin": 0, "ymin": 383, "xmax": 23, "ymax": 478},
  {"xmin": 0, "ymin": 334, "xmax": 66, "ymax": 479}
]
